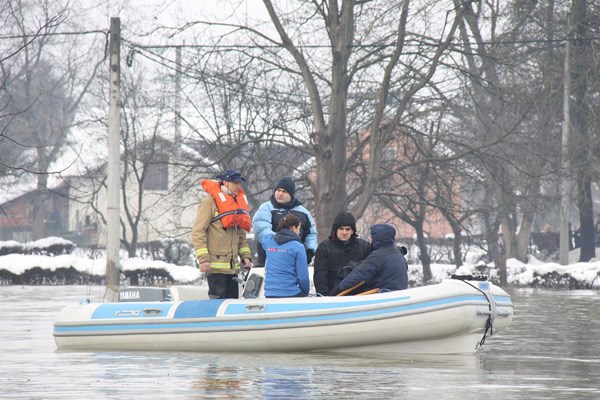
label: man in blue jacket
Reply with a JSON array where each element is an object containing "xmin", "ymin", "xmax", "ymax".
[
  {"xmin": 252, "ymin": 177, "xmax": 318, "ymax": 267},
  {"xmin": 334, "ymin": 224, "xmax": 408, "ymax": 295}
]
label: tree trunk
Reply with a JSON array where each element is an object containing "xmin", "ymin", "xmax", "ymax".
[
  {"xmin": 32, "ymin": 150, "xmax": 49, "ymax": 240},
  {"xmin": 415, "ymin": 227, "xmax": 432, "ymax": 283},
  {"xmin": 576, "ymin": 177, "xmax": 595, "ymax": 261},
  {"xmin": 484, "ymin": 212, "xmax": 506, "ymax": 285},
  {"xmin": 312, "ymin": 0, "xmax": 354, "ymax": 242},
  {"xmin": 516, "ymin": 200, "xmax": 539, "ymax": 263},
  {"xmin": 442, "ymin": 214, "xmax": 464, "ymax": 267},
  {"xmin": 499, "ymin": 215, "xmax": 517, "ymax": 260},
  {"xmin": 31, "ymin": 185, "xmax": 47, "ymax": 240},
  {"xmin": 571, "ymin": 0, "xmax": 596, "ymax": 261},
  {"xmin": 515, "ymin": 216, "xmax": 533, "ymax": 263},
  {"xmin": 451, "ymin": 225, "xmax": 463, "ymax": 267}
]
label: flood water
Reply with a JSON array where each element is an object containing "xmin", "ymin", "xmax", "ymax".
[{"xmin": 1, "ymin": 286, "xmax": 599, "ymax": 399}]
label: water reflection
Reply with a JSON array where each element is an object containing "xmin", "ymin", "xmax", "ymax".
[
  {"xmin": 1, "ymin": 286, "xmax": 600, "ymax": 399},
  {"xmin": 191, "ymin": 363, "xmax": 248, "ymax": 398},
  {"xmin": 182, "ymin": 352, "xmax": 483, "ymax": 400},
  {"xmin": 259, "ymin": 365, "xmax": 311, "ymax": 400}
]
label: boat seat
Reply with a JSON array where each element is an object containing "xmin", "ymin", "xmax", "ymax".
[{"xmin": 170, "ymin": 285, "xmax": 210, "ymax": 301}]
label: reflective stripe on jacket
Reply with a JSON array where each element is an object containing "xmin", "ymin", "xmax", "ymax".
[{"xmin": 191, "ymin": 191, "xmax": 252, "ymax": 275}]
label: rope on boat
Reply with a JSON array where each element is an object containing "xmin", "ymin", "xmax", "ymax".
[
  {"xmin": 477, "ymin": 289, "xmax": 496, "ymax": 348},
  {"xmin": 452, "ymin": 275, "xmax": 496, "ymax": 349}
]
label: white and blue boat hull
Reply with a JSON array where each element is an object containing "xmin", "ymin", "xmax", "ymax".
[{"xmin": 53, "ymin": 278, "xmax": 513, "ymax": 354}]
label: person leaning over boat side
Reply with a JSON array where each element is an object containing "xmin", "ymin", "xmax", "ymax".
[
  {"xmin": 313, "ymin": 211, "xmax": 371, "ymax": 296},
  {"xmin": 252, "ymin": 176, "xmax": 318, "ymax": 267},
  {"xmin": 333, "ymin": 224, "xmax": 408, "ymax": 295},
  {"xmin": 191, "ymin": 169, "xmax": 252, "ymax": 299},
  {"xmin": 261, "ymin": 214, "xmax": 310, "ymax": 298}
]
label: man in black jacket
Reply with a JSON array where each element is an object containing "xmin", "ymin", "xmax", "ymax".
[
  {"xmin": 334, "ymin": 224, "xmax": 408, "ymax": 295},
  {"xmin": 313, "ymin": 212, "xmax": 371, "ymax": 296}
]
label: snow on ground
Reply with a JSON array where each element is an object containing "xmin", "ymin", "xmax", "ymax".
[
  {"xmin": 1, "ymin": 251, "xmax": 599, "ymax": 287},
  {"xmin": 1, "ymin": 238, "xmax": 599, "ymax": 287},
  {"xmin": 0, "ymin": 253, "xmax": 200, "ymax": 283}
]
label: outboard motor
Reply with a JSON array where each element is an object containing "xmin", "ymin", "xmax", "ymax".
[{"xmin": 117, "ymin": 287, "xmax": 172, "ymax": 302}]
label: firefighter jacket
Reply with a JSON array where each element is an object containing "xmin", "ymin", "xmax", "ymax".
[{"xmin": 192, "ymin": 186, "xmax": 252, "ymax": 275}]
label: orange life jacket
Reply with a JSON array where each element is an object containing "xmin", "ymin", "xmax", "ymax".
[{"xmin": 201, "ymin": 179, "xmax": 252, "ymax": 232}]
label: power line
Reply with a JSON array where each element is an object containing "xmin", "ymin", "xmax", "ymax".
[
  {"xmin": 4, "ymin": 27, "xmax": 597, "ymax": 104},
  {"xmin": 2, "ymin": 29, "xmax": 600, "ymax": 48},
  {"xmin": 0, "ymin": 29, "xmax": 108, "ymax": 40},
  {"xmin": 126, "ymin": 35, "xmax": 600, "ymax": 50},
  {"xmin": 127, "ymin": 43, "xmax": 313, "ymax": 105}
]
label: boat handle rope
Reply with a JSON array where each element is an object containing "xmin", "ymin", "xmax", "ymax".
[{"xmin": 458, "ymin": 279, "xmax": 496, "ymax": 349}]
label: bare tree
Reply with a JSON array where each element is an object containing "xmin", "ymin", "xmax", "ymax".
[
  {"xmin": 449, "ymin": 0, "xmax": 566, "ymax": 268},
  {"xmin": 570, "ymin": 0, "xmax": 598, "ymax": 261},
  {"xmin": 0, "ymin": 2, "xmax": 67, "ymax": 181},
  {"xmin": 376, "ymin": 108, "xmax": 479, "ymax": 281},
  {"xmin": 166, "ymin": 0, "xmax": 480, "ymax": 243},
  {"xmin": 265, "ymin": 0, "xmax": 483, "ymax": 239},
  {"xmin": 0, "ymin": 0, "xmax": 104, "ymax": 239},
  {"xmin": 81, "ymin": 63, "xmax": 193, "ymax": 257},
  {"xmin": 174, "ymin": 47, "xmax": 313, "ymax": 207}
]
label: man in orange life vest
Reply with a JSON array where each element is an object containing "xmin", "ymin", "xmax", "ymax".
[{"xmin": 192, "ymin": 169, "xmax": 253, "ymax": 299}]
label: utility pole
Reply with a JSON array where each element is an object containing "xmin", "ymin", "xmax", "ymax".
[
  {"xmin": 559, "ymin": 14, "xmax": 572, "ymax": 266},
  {"xmin": 105, "ymin": 17, "xmax": 121, "ymax": 301},
  {"xmin": 170, "ymin": 45, "xmax": 183, "ymax": 235},
  {"xmin": 175, "ymin": 45, "xmax": 181, "ymax": 147}
]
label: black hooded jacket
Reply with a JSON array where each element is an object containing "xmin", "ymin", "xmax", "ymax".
[
  {"xmin": 335, "ymin": 224, "xmax": 408, "ymax": 295},
  {"xmin": 313, "ymin": 212, "xmax": 371, "ymax": 295}
]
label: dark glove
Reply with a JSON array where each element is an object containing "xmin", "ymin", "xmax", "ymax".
[{"xmin": 306, "ymin": 248, "xmax": 315, "ymax": 264}]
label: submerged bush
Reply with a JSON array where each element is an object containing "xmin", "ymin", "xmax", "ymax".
[{"xmin": 530, "ymin": 271, "xmax": 593, "ymax": 290}]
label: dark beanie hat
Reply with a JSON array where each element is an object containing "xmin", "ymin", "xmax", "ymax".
[
  {"xmin": 330, "ymin": 211, "xmax": 358, "ymax": 239},
  {"xmin": 275, "ymin": 176, "xmax": 295, "ymax": 196}
]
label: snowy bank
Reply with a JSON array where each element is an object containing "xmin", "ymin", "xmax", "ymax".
[{"xmin": 1, "ymin": 252, "xmax": 599, "ymax": 288}]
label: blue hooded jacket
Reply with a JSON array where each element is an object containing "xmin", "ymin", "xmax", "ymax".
[
  {"xmin": 336, "ymin": 224, "xmax": 408, "ymax": 294},
  {"xmin": 262, "ymin": 228, "xmax": 310, "ymax": 297}
]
